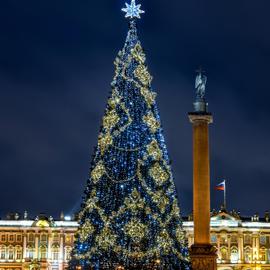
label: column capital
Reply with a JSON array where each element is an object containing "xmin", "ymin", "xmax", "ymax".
[{"xmin": 189, "ymin": 112, "xmax": 213, "ymax": 124}]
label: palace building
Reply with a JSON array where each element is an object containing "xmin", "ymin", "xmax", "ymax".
[
  {"xmin": 0, "ymin": 213, "xmax": 77, "ymax": 270},
  {"xmin": 1, "ymin": 209, "xmax": 270, "ymax": 270}
]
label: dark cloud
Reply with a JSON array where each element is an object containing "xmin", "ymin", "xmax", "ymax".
[{"xmin": 0, "ymin": 0, "xmax": 270, "ymax": 218}]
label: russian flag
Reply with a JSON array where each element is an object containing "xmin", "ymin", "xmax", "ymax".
[{"xmin": 215, "ymin": 181, "xmax": 225, "ymax": 191}]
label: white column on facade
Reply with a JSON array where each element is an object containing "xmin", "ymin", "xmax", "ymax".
[
  {"xmin": 47, "ymin": 233, "xmax": 52, "ymax": 261},
  {"xmin": 227, "ymin": 235, "xmax": 231, "ymax": 262},
  {"xmin": 35, "ymin": 233, "xmax": 39, "ymax": 259},
  {"xmin": 23, "ymin": 232, "xmax": 27, "ymax": 259},
  {"xmin": 238, "ymin": 234, "xmax": 244, "ymax": 262},
  {"xmin": 217, "ymin": 235, "xmax": 221, "ymax": 260},
  {"xmin": 59, "ymin": 232, "xmax": 64, "ymax": 270}
]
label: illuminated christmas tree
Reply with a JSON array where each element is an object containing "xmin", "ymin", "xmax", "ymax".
[{"xmin": 69, "ymin": 1, "xmax": 190, "ymax": 269}]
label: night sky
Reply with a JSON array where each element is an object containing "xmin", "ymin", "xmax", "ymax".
[{"xmin": 1, "ymin": 0, "xmax": 270, "ymax": 219}]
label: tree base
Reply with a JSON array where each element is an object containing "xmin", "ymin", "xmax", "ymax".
[{"xmin": 189, "ymin": 244, "xmax": 217, "ymax": 270}]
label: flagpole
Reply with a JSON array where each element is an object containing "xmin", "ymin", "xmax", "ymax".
[{"xmin": 224, "ymin": 179, "xmax": 226, "ymax": 210}]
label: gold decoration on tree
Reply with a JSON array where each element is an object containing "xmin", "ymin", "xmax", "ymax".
[
  {"xmin": 80, "ymin": 220, "xmax": 95, "ymax": 242},
  {"xmin": 124, "ymin": 218, "xmax": 147, "ymax": 242},
  {"xmin": 98, "ymin": 133, "xmax": 113, "ymax": 155},
  {"xmin": 140, "ymin": 87, "xmax": 157, "ymax": 108},
  {"xmin": 95, "ymin": 225, "xmax": 117, "ymax": 250},
  {"xmin": 103, "ymin": 110, "xmax": 120, "ymax": 130},
  {"xmin": 91, "ymin": 161, "xmax": 106, "ymax": 183},
  {"xmin": 131, "ymin": 43, "xmax": 146, "ymax": 64},
  {"xmin": 134, "ymin": 64, "xmax": 152, "ymax": 86},
  {"xmin": 147, "ymin": 139, "xmax": 163, "ymax": 160},
  {"xmin": 156, "ymin": 229, "xmax": 173, "ymax": 254},
  {"xmin": 149, "ymin": 162, "xmax": 169, "ymax": 185},
  {"xmin": 143, "ymin": 112, "xmax": 160, "ymax": 133},
  {"xmin": 152, "ymin": 191, "xmax": 169, "ymax": 214}
]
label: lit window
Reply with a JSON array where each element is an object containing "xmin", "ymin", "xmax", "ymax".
[
  {"xmin": 9, "ymin": 235, "xmax": 14, "ymax": 242},
  {"xmin": 16, "ymin": 235, "xmax": 22, "ymax": 242},
  {"xmin": 53, "ymin": 233, "xmax": 59, "ymax": 242},
  {"xmin": 40, "ymin": 246, "xmax": 47, "ymax": 259},
  {"xmin": 260, "ymin": 236, "xmax": 266, "ymax": 245},
  {"xmin": 244, "ymin": 247, "xmax": 251, "ymax": 262},
  {"xmin": 27, "ymin": 246, "xmax": 34, "ymax": 259},
  {"xmin": 221, "ymin": 247, "xmax": 228, "ymax": 261},
  {"xmin": 0, "ymin": 246, "xmax": 6, "ymax": 260},
  {"xmin": 65, "ymin": 246, "xmax": 72, "ymax": 261},
  {"xmin": 65, "ymin": 235, "xmax": 71, "ymax": 243},
  {"xmin": 52, "ymin": 245, "xmax": 59, "ymax": 261},
  {"xmin": 231, "ymin": 235, "xmax": 237, "ymax": 243},
  {"xmin": 15, "ymin": 247, "xmax": 22, "ymax": 260},
  {"xmin": 211, "ymin": 235, "xmax": 217, "ymax": 243},
  {"xmin": 8, "ymin": 246, "xmax": 14, "ymax": 260},
  {"xmin": 1, "ymin": 235, "xmax": 6, "ymax": 242},
  {"xmin": 28, "ymin": 234, "xmax": 34, "ymax": 242},
  {"xmin": 41, "ymin": 234, "xmax": 47, "ymax": 242},
  {"xmin": 244, "ymin": 235, "xmax": 251, "ymax": 244},
  {"xmin": 231, "ymin": 248, "xmax": 239, "ymax": 263}
]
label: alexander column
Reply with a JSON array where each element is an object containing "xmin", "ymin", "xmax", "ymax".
[{"xmin": 189, "ymin": 70, "xmax": 217, "ymax": 270}]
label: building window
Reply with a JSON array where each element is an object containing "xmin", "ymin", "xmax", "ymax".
[
  {"xmin": 260, "ymin": 235, "xmax": 266, "ymax": 245},
  {"xmin": 16, "ymin": 235, "xmax": 22, "ymax": 242},
  {"xmin": 40, "ymin": 246, "xmax": 47, "ymax": 259},
  {"xmin": 0, "ymin": 246, "xmax": 6, "ymax": 260},
  {"xmin": 28, "ymin": 233, "xmax": 34, "ymax": 242},
  {"xmin": 244, "ymin": 235, "xmax": 252, "ymax": 244},
  {"xmin": 15, "ymin": 246, "xmax": 22, "ymax": 260},
  {"xmin": 211, "ymin": 235, "xmax": 217, "ymax": 243},
  {"xmin": 260, "ymin": 249, "xmax": 266, "ymax": 261},
  {"xmin": 41, "ymin": 234, "xmax": 47, "ymax": 242},
  {"xmin": 221, "ymin": 236, "xmax": 227, "ymax": 245},
  {"xmin": 231, "ymin": 248, "xmax": 239, "ymax": 263},
  {"xmin": 53, "ymin": 233, "xmax": 59, "ymax": 242},
  {"xmin": 231, "ymin": 235, "xmax": 237, "ymax": 243},
  {"xmin": 8, "ymin": 246, "xmax": 14, "ymax": 260},
  {"xmin": 244, "ymin": 247, "xmax": 251, "ymax": 262},
  {"xmin": 65, "ymin": 235, "xmax": 71, "ymax": 243},
  {"xmin": 65, "ymin": 246, "xmax": 72, "ymax": 261},
  {"xmin": 0, "ymin": 235, "xmax": 6, "ymax": 242},
  {"xmin": 27, "ymin": 245, "xmax": 34, "ymax": 259},
  {"xmin": 9, "ymin": 235, "xmax": 14, "ymax": 242},
  {"xmin": 221, "ymin": 247, "xmax": 228, "ymax": 261},
  {"xmin": 52, "ymin": 245, "xmax": 59, "ymax": 261}
]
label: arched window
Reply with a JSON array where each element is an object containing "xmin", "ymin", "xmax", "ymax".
[
  {"xmin": 244, "ymin": 247, "xmax": 251, "ymax": 262},
  {"xmin": 0, "ymin": 245, "xmax": 6, "ymax": 260},
  {"xmin": 15, "ymin": 246, "xmax": 22, "ymax": 260},
  {"xmin": 65, "ymin": 246, "xmax": 72, "ymax": 261},
  {"xmin": 27, "ymin": 244, "xmax": 35, "ymax": 259},
  {"xmin": 230, "ymin": 247, "xmax": 239, "ymax": 263},
  {"xmin": 51, "ymin": 244, "xmax": 59, "ymax": 261},
  {"xmin": 40, "ymin": 245, "xmax": 47, "ymax": 259},
  {"xmin": 8, "ymin": 246, "xmax": 14, "ymax": 260},
  {"xmin": 221, "ymin": 247, "xmax": 228, "ymax": 261},
  {"xmin": 260, "ymin": 248, "xmax": 266, "ymax": 261}
]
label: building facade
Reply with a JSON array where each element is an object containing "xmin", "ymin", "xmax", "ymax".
[
  {"xmin": 0, "ymin": 213, "xmax": 77, "ymax": 270},
  {"xmin": 185, "ymin": 209, "xmax": 270, "ymax": 270},
  {"xmin": 1, "ymin": 210, "xmax": 270, "ymax": 270}
]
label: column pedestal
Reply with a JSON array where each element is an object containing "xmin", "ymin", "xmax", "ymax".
[{"xmin": 190, "ymin": 244, "xmax": 217, "ymax": 270}]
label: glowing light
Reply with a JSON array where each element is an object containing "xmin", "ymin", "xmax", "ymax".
[{"xmin": 121, "ymin": 0, "xmax": 145, "ymax": 19}]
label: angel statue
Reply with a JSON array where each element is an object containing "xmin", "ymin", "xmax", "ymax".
[{"xmin": 195, "ymin": 72, "xmax": 207, "ymax": 100}]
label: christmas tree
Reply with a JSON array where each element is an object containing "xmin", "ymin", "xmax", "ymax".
[{"xmin": 69, "ymin": 1, "xmax": 190, "ymax": 269}]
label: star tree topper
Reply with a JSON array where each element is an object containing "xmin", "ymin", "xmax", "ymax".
[{"xmin": 122, "ymin": 0, "xmax": 145, "ymax": 19}]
